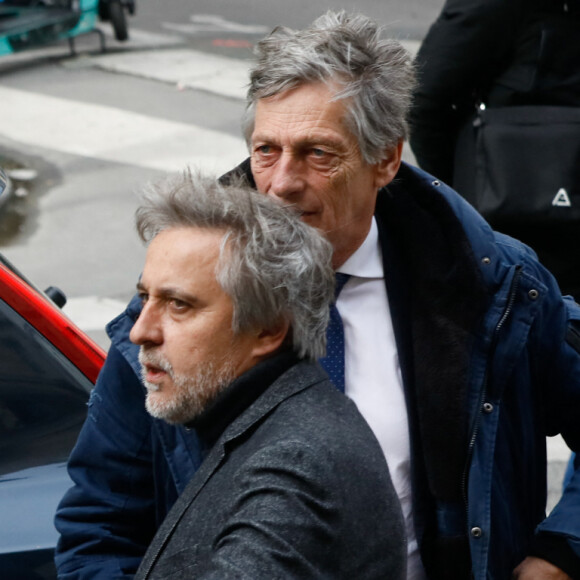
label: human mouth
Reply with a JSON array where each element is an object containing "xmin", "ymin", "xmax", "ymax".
[
  {"xmin": 292, "ymin": 205, "xmax": 316, "ymax": 220},
  {"xmin": 299, "ymin": 210, "xmax": 318, "ymax": 224},
  {"xmin": 139, "ymin": 348, "xmax": 173, "ymax": 389},
  {"xmin": 143, "ymin": 364, "xmax": 166, "ymax": 385}
]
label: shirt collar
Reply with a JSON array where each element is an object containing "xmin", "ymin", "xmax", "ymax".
[{"xmin": 337, "ymin": 217, "xmax": 383, "ymax": 279}]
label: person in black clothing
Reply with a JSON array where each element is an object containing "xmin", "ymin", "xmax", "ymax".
[{"xmin": 409, "ymin": 0, "xmax": 580, "ymax": 300}]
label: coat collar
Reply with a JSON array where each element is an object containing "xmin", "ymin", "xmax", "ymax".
[
  {"xmin": 378, "ymin": 163, "xmax": 490, "ymax": 503},
  {"xmin": 177, "ymin": 357, "xmax": 325, "ymax": 510},
  {"xmin": 137, "ymin": 356, "xmax": 328, "ymax": 579},
  {"xmin": 187, "ymin": 350, "xmax": 299, "ymax": 450}
]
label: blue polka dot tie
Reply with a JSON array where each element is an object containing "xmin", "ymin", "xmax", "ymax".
[{"xmin": 320, "ymin": 273, "xmax": 350, "ymax": 393}]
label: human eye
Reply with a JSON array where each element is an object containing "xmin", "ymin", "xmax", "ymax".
[
  {"xmin": 308, "ymin": 147, "xmax": 335, "ymax": 167},
  {"xmin": 169, "ymin": 297, "xmax": 189, "ymax": 313},
  {"xmin": 252, "ymin": 143, "xmax": 278, "ymax": 165},
  {"xmin": 137, "ymin": 290, "xmax": 149, "ymax": 305}
]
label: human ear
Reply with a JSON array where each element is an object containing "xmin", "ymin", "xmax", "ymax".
[
  {"xmin": 374, "ymin": 141, "xmax": 403, "ymax": 189},
  {"xmin": 251, "ymin": 320, "xmax": 291, "ymax": 359}
]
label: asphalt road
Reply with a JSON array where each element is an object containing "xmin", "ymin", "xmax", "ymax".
[{"xmin": 131, "ymin": 0, "xmax": 444, "ymax": 41}]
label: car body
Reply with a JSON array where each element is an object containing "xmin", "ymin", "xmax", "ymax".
[{"xmin": 0, "ymin": 182, "xmax": 106, "ymax": 579}]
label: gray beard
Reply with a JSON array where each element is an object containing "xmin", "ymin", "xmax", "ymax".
[{"xmin": 138, "ymin": 347, "xmax": 236, "ymax": 425}]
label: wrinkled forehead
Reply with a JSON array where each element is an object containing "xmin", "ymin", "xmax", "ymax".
[
  {"xmin": 252, "ymin": 83, "xmax": 355, "ymax": 141},
  {"xmin": 245, "ymin": 79, "xmax": 352, "ymax": 136}
]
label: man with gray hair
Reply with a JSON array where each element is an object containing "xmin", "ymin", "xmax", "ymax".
[
  {"xmin": 56, "ymin": 10, "xmax": 580, "ymax": 580},
  {"xmin": 130, "ymin": 171, "xmax": 405, "ymax": 578}
]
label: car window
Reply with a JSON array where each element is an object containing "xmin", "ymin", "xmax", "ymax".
[{"xmin": 0, "ymin": 298, "xmax": 90, "ymax": 476}]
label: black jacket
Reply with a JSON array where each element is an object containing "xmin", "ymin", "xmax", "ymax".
[{"xmin": 409, "ymin": 0, "xmax": 580, "ymax": 184}]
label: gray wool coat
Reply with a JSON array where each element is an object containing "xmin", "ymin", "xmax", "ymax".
[{"xmin": 135, "ymin": 357, "xmax": 406, "ymax": 580}]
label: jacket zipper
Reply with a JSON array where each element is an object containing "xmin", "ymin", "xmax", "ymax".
[{"xmin": 461, "ymin": 266, "xmax": 523, "ymax": 512}]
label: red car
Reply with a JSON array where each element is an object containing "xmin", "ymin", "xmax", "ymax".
[{"xmin": 0, "ymin": 169, "xmax": 106, "ymax": 578}]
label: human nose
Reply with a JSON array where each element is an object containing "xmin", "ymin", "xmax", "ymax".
[
  {"xmin": 129, "ymin": 301, "xmax": 162, "ymax": 346},
  {"xmin": 268, "ymin": 152, "xmax": 306, "ymax": 200}
]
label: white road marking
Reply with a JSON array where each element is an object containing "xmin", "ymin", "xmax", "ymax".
[
  {"xmin": 88, "ymin": 39, "xmax": 419, "ymax": 102},
  {"xmin": 163, "ymin": 14, "xmax": 270, "ymax": 35},
  {"xmin": 0, "ymin": 85, "xmax": 247, "ymax": 174},
  {"xmin": 116, "ymin": 26, "xmax": 181, "ymax": 47},
  {"xmin": 90, "ymin": 48, "xmax": 251, "ymax": 100}
]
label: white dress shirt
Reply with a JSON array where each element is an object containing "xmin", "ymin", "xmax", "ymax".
[{"xmin": 337, "ymin": 217, "xmax": 426, "ymax": 580}]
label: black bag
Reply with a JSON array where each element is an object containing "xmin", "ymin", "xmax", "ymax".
[{"xmin": 453, "ymin": 105, "xmax": 580, "ymax": 226}]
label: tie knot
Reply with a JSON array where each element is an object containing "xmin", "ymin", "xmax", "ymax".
[{"xmin": 334, "ymin": 272, "xmax": 350, "ymax": 299}]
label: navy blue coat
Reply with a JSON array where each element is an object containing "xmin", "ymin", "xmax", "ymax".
[{"xmin": 55, "ymin": 163, "xmax": 580, "ymax": 579}]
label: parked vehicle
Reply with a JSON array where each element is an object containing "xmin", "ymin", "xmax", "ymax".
[
  {"xmin": 0, "ymin": 170, "xmax": 106, "ymax": 579},
  {"xmin": 0, "ymin": 0, "xmax": 135, "ymax": 57}
]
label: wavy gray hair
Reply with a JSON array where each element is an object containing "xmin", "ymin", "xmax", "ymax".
[
  {"xmin": 135, "ymin": 170, "xmax": 334, "ymax": 360},
  {"xmin": 242, "ymin": 10, "xmax": 416, "ymax": 164}
]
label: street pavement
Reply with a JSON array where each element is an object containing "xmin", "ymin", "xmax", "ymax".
[
  {"xmin": 0, "ymin": 27, "xmax": 421, "ymax": 346},
  {"xmin": 0, "ymin": 22, "xmax": 570, "ymax": 511}
]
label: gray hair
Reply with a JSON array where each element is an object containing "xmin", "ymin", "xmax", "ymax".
[
  {"xmin": 243, "ymin": 10, "xmax": 416, "ymax": 164},
  {"xmin": 135, "ymin": 170, "xmax": 334, "ymax": 360}
]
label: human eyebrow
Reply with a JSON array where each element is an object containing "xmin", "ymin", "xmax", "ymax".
[
  {"xmin": 135, "ymin": 282, "xmax": 198, "ymax": 305},
  {"xmin": 157, "ymin": 287, "xmax": 199, "ymax": 307},
  {"xmin": 297, "ymin": 136, "xmax": 345, "ymax": 154},
  {"xmin": 136, "ymin": 281, "xmax": 149, "ymax": 298}
]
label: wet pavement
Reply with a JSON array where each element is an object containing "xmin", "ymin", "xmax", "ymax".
[{"xmin": 0, "ymin": 148, "xmax": 61, "ymax": 245}]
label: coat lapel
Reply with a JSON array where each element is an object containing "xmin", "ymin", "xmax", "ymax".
[
  {"xmin": 136, "ymin": 360, "xmax": 327, "ymax": 579},
  {"xmin": 377, "ymin": 165, "xmax": 489, "ymax": 504}
]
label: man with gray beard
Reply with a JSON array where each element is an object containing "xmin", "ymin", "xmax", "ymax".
[{"xmin": 126, "ymin": 170, "xmax": 406, "ymax": 579}]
